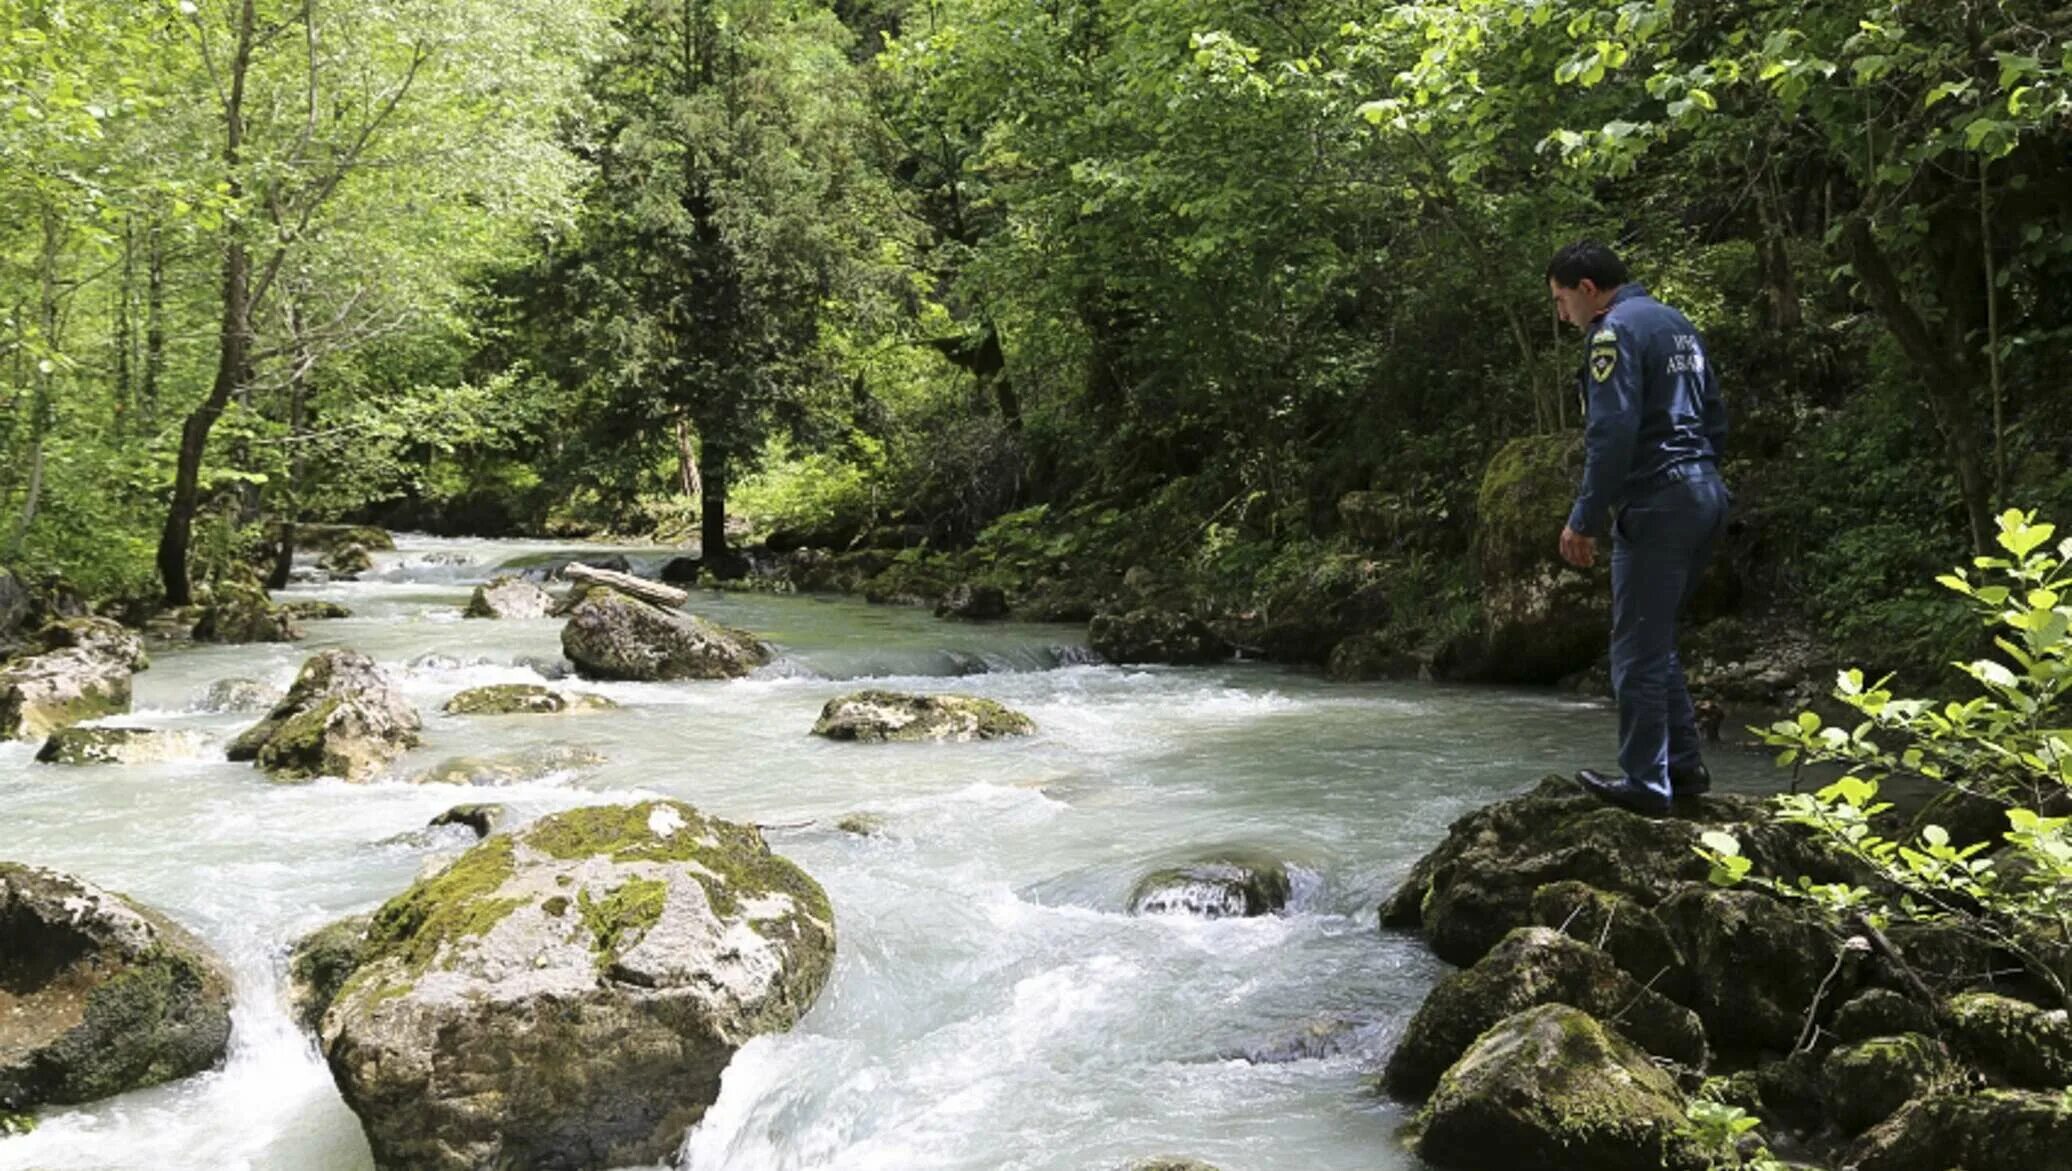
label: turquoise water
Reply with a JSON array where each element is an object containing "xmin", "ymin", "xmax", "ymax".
[{"xmin": 0, "ymin": 536, "xmax": 1780, "ymax": 1171}]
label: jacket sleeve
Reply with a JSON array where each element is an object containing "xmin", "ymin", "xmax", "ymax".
[
  {"xmin": 1701, "ymin": 350, "xmax": 1728, "ymax": 461},
  {"xmin": 1567, "ymin": 322, "xmax": 1643, "ymax": 538}
]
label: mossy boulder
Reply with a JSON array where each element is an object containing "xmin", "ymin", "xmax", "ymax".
[
  {"xmin": 288, "ymin": 914, "xmax": 373, "ymax": 1035},
  {"xmin": 194, "ymin": 676, "xmax": 281, "ymax": 714},
  {"xmin": 1833, "ymin": 989, "xmax": 1938, "ymax": 1044},
  {"xmin": 442, "ymin": 684, "xmax": 616, "ymax": 716},
  {"xmin": 560, "ymin": 589, "xmax": 769, "ymax": 681},
  {"xmin": 1946, "ymin": 991, "xmax": 2072, "ymax": 1088},
  {"xmin": 35, "ymin": 725, "xmax": 205, "ymax": 765},
  {"xmin": 279, "ymin": 600, "xmax": 352, "ymax": 622},
  {"xmin": 810, "ymin": 690, "xmax": 1033, "ymax": 742},
  {"xmin": 1468, "ymin": 434, "xmax": 1608, "ymax": 684},
  {"xmin": 1656, "ymin": 885, "xmax": 1861, "ymax": 1056},
  {"xmin": 464, "ymin": 576, "xmax": 554, "ymax": 620},
  {"xmin": 1384, "ymin": 926, "xmax": 1708, "ymax": 1099},
  {"xmin": 1528, "ymin": 880, "xmax": 1691, "ymax": 1003},
  {"xmin": 319, "ymin": 544, "xmax": 374, "ymax": 578},
  {"xmin": 227, "ymin": 649, "xmax": 422, "ymax": 782},
  {"xmin": 0, "ymin": 617, "xmax": 147, "ymax": 741},
  {"xmin": 1407, "ymin": 1003, "xmax": 1712, "ymax": 1171},
  {"xmin": 318, "ymin": 800, "xmax": 835, "ymax": 1171},
  {"xmin": 1823, "ymin": 1033, "xmax": 1964, "ymax": 1135},
  {"xmin": 0, "ymin": 863, "xmax": 233, "ymax": 1110},
  {"xmin": 409, "ymin": 744, "xmax": 608, "ymax": 786},
  {"xmin": 1088, "ymin": 608, "xmax": 1229, "ymax": 666},
  {"xmin": 191, "ymin": 579, "xmax": 301, "ymax": 644},
  {"xmin": 833, "ymin": 812, "xmax": 885, "ymax": 836},
  {"xmin": 1379, "ymin": 777, "xmax": 1865, "ymax": 969},
  {"xmin": 1128, "ymin": 853, "xmax": 1291, "ymax": 919},
  {"xmin": 1841, "ymin": 1089, "xmax": 2072, "ymax": 1171}
]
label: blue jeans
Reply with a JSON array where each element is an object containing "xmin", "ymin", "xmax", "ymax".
[{"xmin": 1609, "ymin": 464, "xmax": 1728, "ymax": 797}]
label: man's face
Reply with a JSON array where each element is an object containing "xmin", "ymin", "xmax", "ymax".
[{"xmin": 1549, "ymin": 278, "xmax": 1600, "ymax": 328}]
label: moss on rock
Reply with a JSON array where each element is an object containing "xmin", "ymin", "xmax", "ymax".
[
  {"xmin": 288, "ymin": 914, "xmax": 373, "ymax": 1034},
  {"xmin": 1947, "ymin": 991, "xmax": 2072, "ymax": 1089},
  {"xmin": 811, "ymin": 690, "xmax": 1034, "ymax": 742},
  {"xmin": 1823, "ymin": 1032, "xmax": 1964, "ymax": 1134}
]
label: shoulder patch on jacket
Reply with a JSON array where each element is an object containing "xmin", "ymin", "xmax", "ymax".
[
  {"xmin": 1591, "ymin": 327, "xmax": 1617, "ymax": 343},
  {"xmin": 1589, "ymin": 344, "xmax": 1617, "ymax": 382}
]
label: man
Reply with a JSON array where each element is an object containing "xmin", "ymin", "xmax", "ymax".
[{"xmin": 1548, "ymin": 241, "xmax": 1729, "ymax": 817}]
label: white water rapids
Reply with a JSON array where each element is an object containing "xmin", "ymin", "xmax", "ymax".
[{"xmin": 0, "ymin": 536, "xmax": 1775, "ymax": 1170}]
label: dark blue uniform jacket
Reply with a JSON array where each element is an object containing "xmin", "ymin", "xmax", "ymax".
[{"xmin": 1567, "ymin": 283, "xmax": 1728, "ymax": 538}]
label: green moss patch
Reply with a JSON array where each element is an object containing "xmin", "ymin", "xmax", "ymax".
[
  {"xmin": 526, "ymin": 802, "xmax": 832, "ymax": 923},
  {"xmin": 577, "ymin": 879, "xmax": 667, "ymax": 968},
  {"xmin": 359, "ymin": 836, "xmax": 524, "ymax": 979}
]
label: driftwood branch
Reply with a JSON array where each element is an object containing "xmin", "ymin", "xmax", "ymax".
[{"xmin": 566, "ymin": 562, "xmax": 688, "ymax": 609}]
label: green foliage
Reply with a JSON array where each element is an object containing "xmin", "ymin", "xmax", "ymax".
[{"xmin": 1699, "ymin": 511, "xmax": 2072, "ymax": 1007}]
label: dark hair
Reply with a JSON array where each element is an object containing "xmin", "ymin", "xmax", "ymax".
[{"xmin": 1545, "ymin": 241, "xmax": 1630, "ymax": 290}]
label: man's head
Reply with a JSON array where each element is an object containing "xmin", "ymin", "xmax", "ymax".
[{"xmin": 1546, "ymin": 241, "xmax": 1630, "ymax": 327}]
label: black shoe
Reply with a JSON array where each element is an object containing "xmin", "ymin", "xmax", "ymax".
[
  {"xmin": 1670, "ymin": 762, "xmax": 1712, "ymax": 798},
  {"xmin": 1576, "ymin": 769, "xmax": 1672, "ymax": 817}
]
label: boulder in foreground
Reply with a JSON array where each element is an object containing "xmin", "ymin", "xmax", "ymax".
[
  {"xmin": 0, "ymin": 617, "xmax": 147, "ymax": 741},
  {"xmin": 317, "ymin": 800, "xmax": 835, "ymax": 1171},
  {"xmin": 227, "ymin": 649, "xmax": 422, "ymax": 781}
]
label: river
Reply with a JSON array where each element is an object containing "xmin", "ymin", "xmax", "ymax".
[{"xmin": 0, "ymin": 535, "xmax": 1777, "ymax": 1171}]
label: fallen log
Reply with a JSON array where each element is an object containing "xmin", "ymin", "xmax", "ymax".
[{"xmin": 565, "ymin": 562, "xmax": 689, "ymax": 609}]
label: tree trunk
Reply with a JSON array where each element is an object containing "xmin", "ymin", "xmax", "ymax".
[
  {"xmin": 1840, "ymin": 215, "xmax": 1994, "ymax": 554},
  {"xmin": 674, "ymin": 416, "xmax": 702, "ymax": 500},
  {"xmin": 700, "ymin": 435, "xmax": 731, "ymax": 569},
  {"xmin": 142, "ymin": 220, "xmax": 165, "ymax": 424},
  {"xmin": 267, "ymin": 304, "xmax": 311, "ymax": 591},
  {"xmin": 159, "ymin": 0, "xmax": 256, "ymax": 606},
  {"xmin": 9, "ymin": 208, "xmax": 63, "ymax": 558},
  {"xmin": 114, "ymin": 220, "xmax": 135, "ymax": 432}
]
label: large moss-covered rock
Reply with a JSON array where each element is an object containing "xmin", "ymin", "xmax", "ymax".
[
  {"xmin": 318, "ymin": 800, "xmax": 835, "ymax": 1171},
  {"xmin": 319, "ymin": 544, "xmax": 374, "ymax": 578},
  {"xmin": 1841, "ymin": 1090, "xmax": 2072, "ymax": 1171},
  {"xmin": 1823, "ymin": 1033, "xmax": 1964, "ymax": 1135},
  {"xmin": 1378, "ymin": 777, "xmax": 1863, "ymax": 968},
  {"xmin": 1946, "ymin": 991, "xmax": 2072, "ymax": 1088},
  {"xmin": 1832, "ymin": 989, "xmax": 1937, "ymax": 1044},
  {"xmin": 1088, "ymin": 608, "xmax": 1229, "ymax": 666},
  {"xmin": 560, "ymin": 589, "xmax": 769, "ymax": 681},
  {"xmin": 227, "ymin": 649, "xmax": 422, "ymax": 781},
  {"xmin": 811, "ymin": 690, "xmax": 1033, "ymax": 742},
  {"xmin": 1469, "ymin": 434, "xmax": 1607, "ymax": 684},
  {"xmin": 0, "ymin": 864, "xmax": 232, "ymax": 1110},
  {"xmin": 464, "ymin": 576, "xmax": 554, "ymax": 620},
  {"xmin": 191, "ymin": 579, "xmax": 301, "ymax": 644},
  {"xmin": 297, "ymin": 524, "xmax": 395, "ymax": 555},
  {"xmin": 279, "ymin": 599, "xmax": 352, "ymax": 622},
  {"xmin": 0, "ymin": 617, "xmax": 147, "ymax": 741},
  {"xmin": 1528, "ymin": 880, "xmax": 1691, "ymax": 1003},
  {"xmin": 35, "ymin": 725, "xmax": 205, "ymax": 765},
  {"xmin": 1128, "ymin": 854, "xmax": 1291, "ymax": 919},
  {"xmin": 409, "ymin": 744, "xmax": 608, "ymax": 786},
  {"xmin": 1384, "ymin": 926, "xmax": 1708, "ymax": 1099},
  {"xmin": 1408, "ymin": 1003, "xmax": 1712, "ymax": 1171},
  {"xmin": 441, "ymin": 684, "xmax": 615, "ymax": 716},
  {"xmin": 1656, "ymin": 885, "xmax": 1860, "ymax": 1055}
]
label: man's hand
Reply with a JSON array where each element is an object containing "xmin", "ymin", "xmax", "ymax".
[{"xmin": 1559, "ymin": 525, "xmax": 1597, "ymax": 568}]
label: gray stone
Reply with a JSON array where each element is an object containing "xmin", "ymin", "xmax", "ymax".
[
  {"xmin": 1129, "ymin": 854, "xmax": 1290, "ymax": 919},
  {"xmin": 0, "ymin": 864, "xmax": 232, "ymax": 1110},
  {"xmin": 36, "ymin": 726, "xmax": 206, "ymax": 765},
  {"xmin": 560, "ymin": 590, "xmax": 768, "ymax": 682},
  {"xmin": 0, "ymin": 618, "xmax": 147, "ymax": 741},
  {"xmin": 227, "ymin": 650, "xmax": 422, "ymax": 782},
  {"xmin": 319, "ymin": 800, "xmax": 835, "ymax": 1171},
  {"xmin": 464, "ymin": 576, "xmax": 554, "ymax": 620},
  {"xmin": 811, "ymin": 690, "xmax": 1033, "ymax": 742}
]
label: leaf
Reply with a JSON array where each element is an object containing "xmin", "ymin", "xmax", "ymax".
[
  {"xmin": 1797, "ymin": 711, "xmax": 1822, "ymax": 733},
  {"xmin": 1923, "ymin": 824, "xmax": 1950, "ymax": 848},
  {"xmin": 1701, "ymin": 830, "xmax": 1742, "ymax": 858}
]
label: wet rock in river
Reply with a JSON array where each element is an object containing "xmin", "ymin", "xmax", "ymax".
[
  {"xmin": 1407, "ymin": 1003, "xmax": 1712, "ymax": 1171},
  {"xmin": 319, "ymin": 544, "xmax": 373, "ymax": 579},
  {"xmin": 279, "ymin": 600, "xmax": 352, "ymax": 622},
  {"xmin": 410, "ymin": 744, "xmax": 607, "ymax": 786},
  {"xmin": 191, "ymin": 578, "xmax": 301, "ymax": 644},
  {"xmin": 288, "ymin": 914, "xmax": 373, "ymax": 1036},
  {"xmin": 811, "ymin": 690, "xmax": 1033, "ymax": 742},
  {"xmin": 428, "ymin": 804, "xmax": 506, "ymax": 839},
  {"xmin": 227, "ymin": 649, "xmax": 422, "ymax": 782},
  {"xmin": 936, "ymin": 583, "xmax": 1008, "ymax": 621},
  {"xmin": 318, "ymin": 800, "xmax": 835, "ymax": 1171},
  {"xmin": 1226, "ymin": 1017, "xmax": 1369, "ymax": 1064},
  {"xmin": 464, "ymin": 575, "xmax": 553, "ymax": 620},
  {"xmin": 1122, "ymin": 1160, "xmax": 1222, "ymax": 1171},
  {"xmin": 196, "ymin": 676, "xmax": 282, "ymax": 713},
  {"xmin": 0, "ymin": 617, "xmax": 147, "ymax": 741},
  {"xmin": 442, "ymin": 684, "xmax": 616, "ymax": 716},
  {"xmin": 1383, "ymin": 926, "xmax": 1708, "ymax": 1100},
  {"xmin": 1129, "ymin": 854, "xmax": 1290, "ymax": 919},
  {"xmin": 296, "ymin": 524, "xmax": 395, "ymax": 555},
  {"xmin": 36, "ymin": 725, "xmax": 205, "ymax": 765},
  {"xmin": 0, "ymin": 863, "xmax": 233, "ymax": 1111},
  {"xmin": 560, "ymin": 589, "xmax": 768, "ymax": 681}
]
